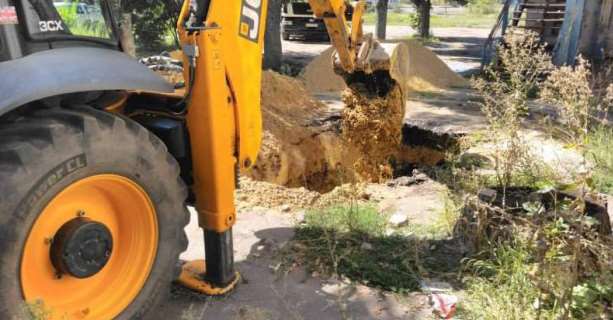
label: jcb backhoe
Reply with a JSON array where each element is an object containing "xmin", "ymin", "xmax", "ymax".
[{"xmin": 0, "ymin": 0, "xmax": 406, "ymax": 318}]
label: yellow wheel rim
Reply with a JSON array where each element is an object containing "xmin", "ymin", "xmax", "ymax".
[{"xmin": 21, "ymin": 175, "xmax": 158, "ymax": 319}]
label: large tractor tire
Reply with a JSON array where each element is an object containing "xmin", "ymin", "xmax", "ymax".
[{"xmin": 0, "ymin": 106, "xmax": 189, "ymax": 319}]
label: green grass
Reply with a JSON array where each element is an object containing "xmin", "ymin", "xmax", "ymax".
[
  {"xmin": 587, "ymin": 126, "xmax": 613, "ymax": 195},
  {"xmin": 430, "ymin": 13, "xmax": 499, "ymax": 28},
  {"xmin": 303, "ymin": 205, "xmax": 388, "ymax": 236},
  {"xmin": 363, "ymin": 10, "xmax": 500, "ymax": 29},
  {"xmin": 364, "ymin": 12, "xmax": 416, "ymax": 26},
  {"xmin": 290, "ymin": 205, "xmax": 422, "ymax": 292},
  {"xmin": 459, "ymin": 244, "xmax": 554, "ymax": 320},
  {"xmin": 284, "ymin": 200, "xmax": 468, "ymax": 293}
]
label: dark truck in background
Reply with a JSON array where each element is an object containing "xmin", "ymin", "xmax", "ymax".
[{"xmin": 282, "ymin": 0, "xmax": 353, "ymax": 41}]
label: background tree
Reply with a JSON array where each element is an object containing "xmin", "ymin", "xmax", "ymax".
[
  {"xmin": 375, "ymin": 0, "xmax": 389, "ymax": 40},
  {"xmin": 410, "ymin": 0, "xmax": 431, "ymax": 38},
  {"xmin": 264, "ymin": 0, "xmax": 284, "ymax": 71},
  {"xmin": 108, "ymin": 0, "xmax": 135, "ymax": 56}
]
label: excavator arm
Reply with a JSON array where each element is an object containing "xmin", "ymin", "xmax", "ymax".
[
  {"xmin": 308, "ymin": 0, "xmax": 409, "ymax": 87},
  {"xmin": 307, "ymin": 0, "xmax": 365, "ymax": 72}
]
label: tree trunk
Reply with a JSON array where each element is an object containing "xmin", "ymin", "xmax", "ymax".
[
  {"xmin": 264, "ymin": 0, "xmax": 283, "ymax": 71},
  {"xmin": 119, "ymin": 13, "xmax": 137, "ymax": 57},
  {"xmin": 375, "ymin": 0, "xmax": 389, "ymax": 40},
  {"xmin": 417, "ymin": 0, "xmax": 431, "ymax": 38}
]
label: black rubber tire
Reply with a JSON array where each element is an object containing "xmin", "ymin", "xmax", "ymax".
[{"xmin": 0, "ymin": 106, "xmax": 189, "ymax": 320}]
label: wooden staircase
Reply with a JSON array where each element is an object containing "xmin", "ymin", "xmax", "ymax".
[{"xmin": 511, "ymin": 0, "xmax": 567, "ymax": 47}]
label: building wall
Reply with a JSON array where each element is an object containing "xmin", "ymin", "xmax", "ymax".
[{"xmin": 556, "ymin": 0, "xmax": 613, "ymax": 64}]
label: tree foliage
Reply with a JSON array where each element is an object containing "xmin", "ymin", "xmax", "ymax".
[{"xmin": 109, "ymin": 0, "xmax": 181, "ymax": 52}]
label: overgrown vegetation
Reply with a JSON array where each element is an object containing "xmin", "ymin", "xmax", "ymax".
[
  {"xmin": 459, "ymin": 191, "xmax": 613, "ymax": 319},
  {"xmin": 473, "ymin": 31, "xmax": 554, "ymax": 198},
  {"xmin": 283, "ymin": 29, "xmax": 612, "ymax": 319},
  {"xmin": 459, "ymin": 30, "xmax": 613, "ymax": 319},
  {"xmin": 460, "ymin": 244, "xmax": 546, "ymax": 319}
]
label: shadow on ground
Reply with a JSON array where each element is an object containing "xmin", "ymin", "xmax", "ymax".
[{"xmin": 158, "ymin": 210, "xmax": 455, "ymax": 320}]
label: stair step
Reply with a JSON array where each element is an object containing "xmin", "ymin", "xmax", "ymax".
[
  {"xmin": 522, "ymin": 3, "xmax": 566, "ymax": 8},
  {"xmin": 513, "ymin": 11, "xmax": 565, "ymax": 16}
]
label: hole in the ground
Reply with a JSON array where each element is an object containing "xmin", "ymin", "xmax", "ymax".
[
  {"xmin": 271, "ymin": 123, "xmax": 464, "ymax": 194},
  {"xmin": 249, "ymin": 70, "xmax": 465, "ymax": 194}
]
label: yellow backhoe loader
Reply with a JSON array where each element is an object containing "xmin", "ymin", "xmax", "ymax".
[{"xmin": 0, "ymin": 0, "xmax": 406, "ymax": 318}]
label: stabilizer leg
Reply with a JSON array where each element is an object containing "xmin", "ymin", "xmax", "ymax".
[{"xmin": 178, "ymin": 229, "xmax": 240, "ymax": 296}]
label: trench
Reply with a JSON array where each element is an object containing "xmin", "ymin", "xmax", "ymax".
[{"xmin": 248, "ymin": 71, "xmax": 463, "ymax": 194}]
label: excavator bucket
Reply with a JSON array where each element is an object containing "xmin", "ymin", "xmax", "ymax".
[
  {"xmin": 331, "ymin": 37, "xmax": 410, "ymax": 99},
  {"xmin": 306, "ymin": 0, "xmax": 409, "ymax": 97},
  {"xmin": 333, "ymin": 35, "xmax": 409, "ymax": 92}
]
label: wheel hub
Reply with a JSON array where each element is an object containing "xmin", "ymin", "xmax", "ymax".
[{"xmin": 50, "ymin": 217, "xmax": 113, "ymax": 279}]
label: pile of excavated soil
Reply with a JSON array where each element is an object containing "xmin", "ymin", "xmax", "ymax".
[
  {"xmin": 236, "ymin": 177, "xmax": 320, "ymax": 209},
  {"xmin": 302, "ymin": 41, "xmax": 468, "ymax": 94},
  {"xmin": 249, "ymin": 71, "xmax": 356, "ymax": 192},
  {"xmin": 252, "ymin": 70, "xmax": 407, "ymax": 192},
  {"xmin": 301, "ymin": 47, "xmax": 347, "ymax": 93},
  {"xmin": 401, "ymin": 40, "xmax": 469, "ymax": 92},
  {"xmin": 236, "ymin": 177, "xmax": 369, "ymax": 211},
  {"xmin": 341, "ymin": 83, "xmax": 406, "ymax": 182}
]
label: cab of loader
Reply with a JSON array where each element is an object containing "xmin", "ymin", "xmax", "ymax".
[
  {"xmin": 0, "ymin": 0, "xmax": 172, "ymax": 118},
  {"xmin": 0, "ymin": 0, "xmax": 120, "ymax": 62}
]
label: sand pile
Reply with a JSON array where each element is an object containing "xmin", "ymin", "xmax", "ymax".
[
  {"xmin": 400, "ymin": 40, "xmax": 468, "ymax": 92},
  {"xmin": 341, "ymin": 82, "xmax": 406, "ymax": 182},
  {"xmin": 249, "ymin": 71, "xmax": 355, "ymax": 191},
  {"xmin": 302, "ymin": 41, "xmax": 468, "ymax": 94},
  {"xmin": 301, "ymin": 47, "xmax": 347, "ymax": 93}
]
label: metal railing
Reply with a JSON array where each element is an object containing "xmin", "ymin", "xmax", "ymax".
[{"xmin": 481, "ymin": 0, "xmax": 516, "ymax": 69}]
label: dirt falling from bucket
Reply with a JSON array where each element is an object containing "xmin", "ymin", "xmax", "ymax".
[{"xmin": 340, "ymin": 76, "xmax": 406, "ymax": 182}]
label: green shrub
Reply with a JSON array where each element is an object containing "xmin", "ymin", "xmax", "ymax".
[{"xmin": 461, "ymin": 244, "xmax": 549, "ymax": 320}]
